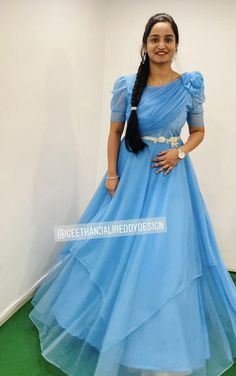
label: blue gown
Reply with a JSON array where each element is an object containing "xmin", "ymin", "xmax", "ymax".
[{"xmin": 29, "ymin": 71, "xmax": 236, "ymax": 376}]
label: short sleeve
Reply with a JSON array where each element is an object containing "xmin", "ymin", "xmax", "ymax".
[
  {"xmin": 184, "ymin": 71, "xmax": 206, "ymax": 127},
  {"xmin": 110, "ymin": 76, "xmax": 127, "ymax": 122}
]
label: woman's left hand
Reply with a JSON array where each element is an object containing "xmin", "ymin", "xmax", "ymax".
[{"xmin": 150, "ymin": 149, "xmax": 180, "ymax": 175}]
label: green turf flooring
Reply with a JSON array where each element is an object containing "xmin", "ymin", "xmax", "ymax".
[{"xmin": 0, "ymin": 273, "xmax": 236, "ymax": 376}]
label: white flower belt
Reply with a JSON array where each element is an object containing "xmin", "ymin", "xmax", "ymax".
[{"xmin": 141, "ymin": 135, "xmax": 181, "ymax": 148}]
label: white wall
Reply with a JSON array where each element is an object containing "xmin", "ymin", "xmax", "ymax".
[
  {"xmin": 1, "ymin": 0, "xmax": 235, "ymax": 322},
  {"xmin": 0, "ymin": 0, "xmax": 107, "ymax": 321}
]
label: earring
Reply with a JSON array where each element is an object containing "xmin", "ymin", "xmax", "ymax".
[{"xmin": 142, "ymin": 52, "xmax": 146, "ymax": 64}]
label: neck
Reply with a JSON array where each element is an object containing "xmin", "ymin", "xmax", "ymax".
[{"xmin": 148, "ymin": 62, "xmax": 173, "ymax": 80}]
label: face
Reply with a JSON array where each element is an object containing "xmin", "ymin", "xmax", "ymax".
[{"xmin": 144, "ymin": 22, "xmax": 177, "ymax": 64}]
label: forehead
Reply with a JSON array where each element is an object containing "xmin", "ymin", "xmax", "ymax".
[{"xmin": 149, "ymin": 22, "xmax": 174, "ymax": 36}]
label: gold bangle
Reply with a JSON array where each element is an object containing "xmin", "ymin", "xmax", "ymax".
[{"xmin": 106, "ymin": 175, "xmax": 119, "ymax": 180}]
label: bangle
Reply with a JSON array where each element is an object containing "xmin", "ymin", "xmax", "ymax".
[{"xmin": 106, "ymin": 175, "xmax": 119, "ymax": 180}]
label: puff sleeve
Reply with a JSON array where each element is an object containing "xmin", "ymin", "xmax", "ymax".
[
  {"xmin": 110, "ymin": 76, "xmax": 127, "ymax": 122},
  {"xmin": 185, "ymin": 71, "xmax": 206, "ymax": 127}
]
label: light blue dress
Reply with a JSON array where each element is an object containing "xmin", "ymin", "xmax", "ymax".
[{"xmin": 29, "ymin": 71, "xmax": 236, "ymax": 376}]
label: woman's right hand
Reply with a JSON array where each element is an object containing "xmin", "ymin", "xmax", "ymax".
[{"xmin": 105, "ymin": 178, "xmax": 119, "ymax": 197}]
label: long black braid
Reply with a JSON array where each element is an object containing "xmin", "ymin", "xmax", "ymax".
[
  {"xmin": 124, "ymin": 57, "xmax": 150, "ymax": 153},
  {"xmin": 125, "ymin": 13, "xmax": 179, "ymax": 154}
]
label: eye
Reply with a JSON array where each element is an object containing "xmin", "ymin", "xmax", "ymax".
[{"xmin": 150, "ymin": 37, "xmax": 173, "ymax": 43}]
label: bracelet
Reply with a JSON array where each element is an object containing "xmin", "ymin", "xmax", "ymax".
[{"xmin": 106, "ymin": 175, "xmax": 119, "ymax": 180}]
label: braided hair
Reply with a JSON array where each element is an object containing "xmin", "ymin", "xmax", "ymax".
[{"xmin": 125, "ymin": 13, "xmax": 179, "ymax": 154}]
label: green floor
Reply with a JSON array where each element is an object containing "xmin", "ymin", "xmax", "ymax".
[{"xmin": 0, "ymin": 273, "xmax": 236, "ymax": 376}]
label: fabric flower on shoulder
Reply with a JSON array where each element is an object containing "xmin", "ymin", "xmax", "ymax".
[
  {"xmin": 183, "ymin": 71, "xmax": 206, "ymax": 127},
  {"xmin": 183, "ymin": 71, "xmax": 205, "ymax": 100}
]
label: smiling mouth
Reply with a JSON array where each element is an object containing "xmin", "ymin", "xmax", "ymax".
[{"xmin": 155, "ymin": 52, "xmax": 168, "ymax": 55}]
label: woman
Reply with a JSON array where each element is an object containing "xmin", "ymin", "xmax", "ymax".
[{"xmin": 29, "ymin": 13, "xmax": 236, "ymax": 376}]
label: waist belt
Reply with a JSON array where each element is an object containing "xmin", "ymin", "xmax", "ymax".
[{"xmin": 141, "ymin": 135, "xmax": 181, "ymax": 147}]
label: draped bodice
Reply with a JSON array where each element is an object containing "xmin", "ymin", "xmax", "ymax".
[{"xmin": 110, "ymin": 71, "xmax": 206, "ymax": 138}]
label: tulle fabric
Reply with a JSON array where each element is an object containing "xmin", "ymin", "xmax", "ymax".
[
  {"xmin": 29, "ymin": 72, "xmax": 236, "ymax": 376},
  {"xmin": 110, "ymin": 71, "xmax": 205, "ymax": 129}
]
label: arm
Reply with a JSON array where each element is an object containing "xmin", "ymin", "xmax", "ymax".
[
  {"xmin": 106, "ymin": 120, "xmax": 125, "ymax": 197},
  {"xmin": 107, "ymin": 120, "xmax": 125, "ymax": 177},
  {"xmin": 153, "ymin": 125, "xmax": 205, "ymax": 175},
  {"xmin": 180, "ymin": 125, "xmax": 205, "ymax": 155}
]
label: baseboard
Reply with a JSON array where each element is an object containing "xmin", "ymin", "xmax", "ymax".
[
  {"xmin": 0, "ymin": 256, "xmax": 68, "ymax": 326},
  {"xmin": 0, "ymin": 274, "xmax": 45, "ymax": 326}
]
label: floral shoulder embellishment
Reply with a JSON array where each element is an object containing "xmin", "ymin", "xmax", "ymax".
[{"xmin": 182, "ymin": 71, "xmax": 204, "ymax": 97}]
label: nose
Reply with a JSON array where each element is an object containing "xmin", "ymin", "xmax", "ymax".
[{"xmin": 158, "ymin": 39, "xmax": 166, "ymax": 48}]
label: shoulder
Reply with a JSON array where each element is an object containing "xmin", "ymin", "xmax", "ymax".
[
  {"xmin": 182, "ymin": 71, "xmax": 205, "ymax": 97},
  {"xmin": 126, "ymin": 73, "xmax": 136, "ymax": 90},
  {"xmin": 111, "ymin": 73, "xmax": 136, "ymax": 94},
  {"xmin": 111, "ymin": 75, "xmax": 127, "ymax": 90}
]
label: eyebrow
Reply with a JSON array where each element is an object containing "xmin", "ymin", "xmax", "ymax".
[{"xmin": 149, "ymin": 34, "xmax": 174, "ymax": 37}]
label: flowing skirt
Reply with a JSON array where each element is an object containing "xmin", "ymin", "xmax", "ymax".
[{"xmin": 29, "ymin": 137, "xmax": 236, "ymax": 376}]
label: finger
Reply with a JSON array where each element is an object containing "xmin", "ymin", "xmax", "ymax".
[
  {"xmin": 157, "ymin": 149, "xmax": 171, "ymax": 156},
  {"xmin": 151, "ymin": 162, "xmax": 164, "ymax": 168},
  {"xmin": 151, "ymin": 157, "xmax": 167, "ymax": 165},
  {"xmin": 164, "ymin": 166, "xmax": 173, "ymax": 175},
  {"xmin": 155, "ymin": 160, "xmax": 166, "ymax": 167},
  {"xmin": 112, "ymin": 189, "xmax": 117, "ymax": 197},
  {"xmin": 156, "ymin": 154, "xmax": 169, "ymax": 162},
  {"xmin": 155, "ymin": 164, "xmax": 170, "ymax": 173},
  {"xmin": 151, "ymin": 152, "xmax": 169, "ymax": 162},
  {"xmin": 150, "ymin": 156, "xmax": 164, "ymax": 162},
  {"xmin": 150, "ymin": 152, "xmax": 166, "ymax": 162}
]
